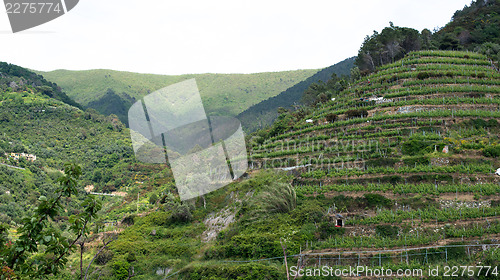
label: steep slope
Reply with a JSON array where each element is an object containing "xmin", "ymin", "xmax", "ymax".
[
  {"xmin": 0, "ymin": 63, "xmax": 138, "ymax": 225},
  {"xmin": 0, "ymin": 62, "xmax": 81, "ymax": 108},
  {"xmin": 238, "ymin": 57, "xmax": 355, "ymax": 132},
  {"xmin": 251, "ymin": 50, "xmax": 499, "ymax": 186},
  {"xmin": 435, "ymin": 0, "xmax": 500, "ymax": 50},
  {"xmin": 38, "ymin": 69, "xmax": 319, "ymax": 125},
  {"xmin": 87, "ymin": 51, "xmax": 500, "ymax": 280}
]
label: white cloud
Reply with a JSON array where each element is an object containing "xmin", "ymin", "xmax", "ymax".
[{"xmin": 0, "ymin": 0, "xmax": 472, "ymax": 75}]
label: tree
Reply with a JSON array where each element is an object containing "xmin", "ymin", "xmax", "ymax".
[
  {"xmin": 350, "ymin": 67, "xmax": 361, "ymax": 82},
  {"xmin": 149, "ymin": 193, "xmax": 158, "ymax": 205},
  {"xmin": 355, "ymin": 24, "xmax": 423, "ymax": 72},
  {"xmin": 0, "ymin": 163, "xmax": 102, "ymax": 279},
  {"xmin": 326, "ymin": 113, "xmax": 338, "ymax": 123},
  {"xmin": 440, "ymin": 33, "xmax": 459, "ymax": 50}
]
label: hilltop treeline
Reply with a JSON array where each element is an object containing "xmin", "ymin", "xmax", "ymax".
[{"xmin": 356, "ymin": 0, "xmax": 500, "ymax": 72}]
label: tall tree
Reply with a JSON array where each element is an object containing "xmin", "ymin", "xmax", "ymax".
[{"xmin": 0, "ymin": 163, "xmax": 101, "ymax": 279}]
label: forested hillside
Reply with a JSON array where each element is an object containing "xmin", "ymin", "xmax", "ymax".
[
  {"xmin": 238, "ymin": 57, "xmax": 355, "ymax": 132},
  {"xmin": 40, "ymin": 69, "xmax": 319, "ymax": 125},
  {"xmin": 0, "ymin": 1, "xmax": 499, "ymax": 279}
]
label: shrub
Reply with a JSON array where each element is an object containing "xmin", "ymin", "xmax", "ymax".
[
  {"xmin": 345, "ymin": 109, "xmax": 368, "ymax": 119},
  {"xmin": 402, "ymin": 139, "xmax": 435, "ymax": 155},
  {"xmin": 126, "ymin": 252, "xmax": 136, "ymax": 263},
  {"xmin": 483, "ymin": 145, "xmax": 500, "ymax": 158},
  {"xmin": 184, "ymin": 262, "xmax": 283, "ymax": 280},
  {"xmin": 364, "ymin": 193, "xmax": 392, "ymax": 208},
  {"xmin": 403, "ymin": 156, "xmax": 430, "ymax": 166},
  {"xmin": 258, "ymin": 182, "xmax": 297, "ymax": 214},
  {"xmin": 417, "ymin": 72, "xmax": 430, "ymax": 80},
  {"xmin": 365, "ymin": 157, "xmax": 398, "ymax": 168},
  {"xmin": 375, "ymin": 225, "xmax": 398, "ymax": 238},
  {"xmin": 326, "ymin": 113, "xmax": 338, "ymax": 123},
  {"xmin": 121, "ymin": 215, "xmax": 135, "ymax": 226},
  {"xmin": 149, "ymin": 193, "xmax": 158, "ymax": 205},
  {"xmin": 318, "ymin": 221, "xmax": 345, "ymax": 239},
  {"xmin": 292, "ymin": 200, "xmax": 324, "ymax": 223},
  {"xmin": 171, "ymin": 203, "xmax": 193, "ymax": 223},
  {"xmin": 112, "ymin": 260, "xmax": 130, "ymax": 280},
  {"xmin": 95, "ymin": 248, "xmax": 114, "ymax": 265}
]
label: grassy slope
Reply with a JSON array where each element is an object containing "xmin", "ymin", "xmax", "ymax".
[
  {"xmin": 54, "ymin": 51, "xmax": 499, "ymax": 280},
  {"xmin": 38, "ymin": 69, "xmax": 319, "ymax": 118}
]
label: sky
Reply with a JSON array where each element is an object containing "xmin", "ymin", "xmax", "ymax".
[{"xmin": 0, "ymin": 0, "xmax": 472, "ymax": 75}]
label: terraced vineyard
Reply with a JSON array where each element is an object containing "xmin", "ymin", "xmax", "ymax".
[{"xmin": 248, "ymin": 51, "xmax": 500, "ymax": 271}]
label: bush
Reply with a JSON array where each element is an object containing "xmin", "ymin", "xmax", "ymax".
[
  {"xmin": 184, "ymin": 262, "xmax": 283, "ymax": 280},
  {"xmin": 126, "ymin": 252, "xmax": 136, "ymax": 263},
  {"xmin": 326, "ymin": 113, "xmax": 338, "ymax": 123},
  {"xmin": 345, "ymin": 109, "xmax": 368, "ymax": 119},
  {"xmin": 403, "ymin": 156, "xmax": 430, "ymax": 166},
  {"xmin": 258, "ymin": 182, "xmax": 297, "ymax": 214},
  {"xmin": 112, "ymin": 260, "xmax": 130, "ymax": 280},
  {"xmin": 95, "ymin": 248, "xmax": 114, "ymax": 265},
  {"xmin": 171, "ymin": 203, "xmax": 193, "ymax": 223},
  {"xmin": 318, "ymin": 221, "xmax": 345, "ymax": 239},
  {"xmin": 149, "ymin": 193, "xmax": 158, "ymax": 205},
  {"xmin": 483, "ymin": 145, "xmax": 500, "ymax": 158},
  {"xmin": 417, "ymin": 72, "xmax": 430, "ymax": 80},
  {"xmin": 292, "ymin": 200, "xmax": 324, "ymax": 223},
  {"xmin": 402, "ymin": 139, "xmax": 435, "ymax": 156},
  {"xmin": 364, "ymin": 193, "xmax": 392, "ymax": 208},
  {"xmin": 365, "ymin": 157, "xmax": 398, "ymax": 168},
  {"xmin": 121, "ymin": 215, "xmax": 135, "ymax": 226},
  {"xmin": 375, "ymin": 225, "xmax": 398, "ymax": 238}
]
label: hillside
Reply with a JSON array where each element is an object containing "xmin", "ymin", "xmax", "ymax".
[
  {"xmin": 223, "ymin": 49, "xmax": 500, "ymax": 278},
  {"xmin": 38, "ymin": 69, "xmax": 319, "ymax": 125},
  {"xmin": 0, "ymin": 62, "xmax": 81, "ymax": 108},
  {"xmin": 2, "ymin": 1, "xmax": 500, "ymax": 277},
  {"xmin": 75, "ymin": 50, "xmax": 499, "ymax": 280},
  {"xmin": 238, "ymin": 57, "xmax": 355, "ymax": 132},
  {"xmin": 252, "ymin": 50, "xmax": 499, "ymax": 186},
  {"xmin": 435, "ymin": 0, "xmax": 500, "ymax": 50}
]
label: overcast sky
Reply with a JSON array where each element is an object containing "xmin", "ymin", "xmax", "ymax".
[{"xmin": 0, "ymin": 0, "xmax": 472, "ymax": 75}]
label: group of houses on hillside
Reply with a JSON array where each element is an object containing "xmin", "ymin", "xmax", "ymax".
[{"xmin": 4, "ymin": 152, "xmax": 37, "ymax": 162}]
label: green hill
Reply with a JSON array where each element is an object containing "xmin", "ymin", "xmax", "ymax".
[
  {"xmin": 38, "ymin": 69, "xmax": 319, "ymax": 125},
  {"xmin": 435, "ymin": 0, "xmax": 500, "ymax": 50},
  {"xmin": 0, "ymin": 62, "xmax": 81, "ymax": 108},
  {"xmin": 238, "ymin": 57, "xmax": 355, "ymax": 132},
  {"xmin": 2, "ymin": 1, "xmax": 500, "ymax": 279},
  {"xmin": 252, "ymin": 50, "xmax": 499, "ymax": 185},
  {"xmin": 75, "ymin": 50, "xmax": 498, "ymax": 280}
]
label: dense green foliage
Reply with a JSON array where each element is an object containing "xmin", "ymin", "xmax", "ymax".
[
  {"xmin": 356, "ymin": 0, "xmax": 500, "ymax": 73},
  {"xmin": 1, "ymin": 2, "xmax": 499, "ymax": 279},
  {"xmin": 0, "ymin": 62, "xmax": 81, "ymax": 108},
  {"xmin": 238, "ymin": 57, "xmax": 355, "ymax": 132},
  {"xmin": 39, "ymin": 68, "xmax": 319, "ymax": 126},
  {"xmin": 0, "ymin": 163, "xmax": 101, "ymax": 279}
]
